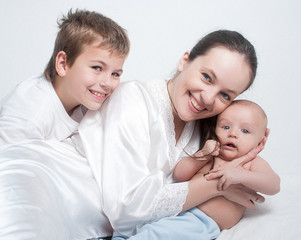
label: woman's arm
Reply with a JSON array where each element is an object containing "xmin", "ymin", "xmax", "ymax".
[{"xmin": 182, "ymin": 172, "xmax": 265, "ymax": 212}]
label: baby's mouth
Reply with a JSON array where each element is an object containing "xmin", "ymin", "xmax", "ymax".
[{"xmin": 223, "ymin": 142, "xmax": 237, "ymax": 149}]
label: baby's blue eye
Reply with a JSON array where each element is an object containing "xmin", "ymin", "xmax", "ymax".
[
  {"xmin": 223, "ymin": 126, "xmax": 230, "ymax": 130},
  {"xmin": 242, "ymin": 129, "xmax": 249, "ymax": 134}
]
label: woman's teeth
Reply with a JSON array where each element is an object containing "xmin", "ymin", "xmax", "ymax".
[{"xmin": 190, "ymin": 95, "xmax": 202, "ymax": 111}]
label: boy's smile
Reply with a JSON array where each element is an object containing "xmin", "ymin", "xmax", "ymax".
[{"xmin": 53, "ymin": 41, "xmax": 126, "ymax": 115}]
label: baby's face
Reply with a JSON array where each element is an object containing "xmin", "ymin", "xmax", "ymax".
[{"xmin": 216, "ymin": 103, "xmax": 267, "ymax": 160}]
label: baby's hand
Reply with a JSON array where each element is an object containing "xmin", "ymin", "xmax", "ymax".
[
  {"xmin": 203, "ymin": 139, "xmax": 220, "ymax": 156},
  {"xmin": 193, "ymin": 140, "xmax": 220, "ymax": 160}
]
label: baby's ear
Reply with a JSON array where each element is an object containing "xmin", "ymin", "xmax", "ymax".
[
  {"xmin": 55, "ymin": 51, "xmax": 68, "ymax": 77},
  {"xmin": 265, "ymin": 128, "xmax": 270, "ymax": 139}
]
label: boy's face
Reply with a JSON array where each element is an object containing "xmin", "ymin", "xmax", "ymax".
[
  {"xmin": 55, "ymin": 42, "xmax": 126, "ymax": 114},
  {"xmin": 215, "ymin": 103, "xmax": 266, "ymax": 160}
]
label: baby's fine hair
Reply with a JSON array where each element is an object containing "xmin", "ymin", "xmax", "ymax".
[
  {"xmin": 44, "ymin": 9, "xmax": 130, "ymax": 81},
  {"xmin": 189, "ymin": 30, "xmax": 257, "ymax": 92},
  {"xmin": 230, "ymin": 99, "xmax": 268, "ymax": 126}
]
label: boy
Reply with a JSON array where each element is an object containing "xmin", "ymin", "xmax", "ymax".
[
  {"xmin": 0, "ymin": 9, "xmax": 130, "ymax": 144},
  {"xmin": 114, "ymin": 100, "xmax": 280, "ymax": 240}
]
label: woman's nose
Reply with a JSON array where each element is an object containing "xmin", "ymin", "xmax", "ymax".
[{"xmin": 202, "ymin": 89, "xmax": 217, "ymax": 110}]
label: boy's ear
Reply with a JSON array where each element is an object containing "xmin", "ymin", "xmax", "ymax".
[
  {"xmin": 55, "ymin": 51, "xmax": 68, "ymax": 77},
  {"xmin": 178, "ymin": 51, "xmax": 190, "ymax": 71}
]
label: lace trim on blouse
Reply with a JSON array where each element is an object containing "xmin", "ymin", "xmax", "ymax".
[{"xmin": 146, "ymin": 80, "xmax": 195, "ymax": 219}]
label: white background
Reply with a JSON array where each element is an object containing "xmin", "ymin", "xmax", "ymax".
[{"xmin": 1, "ymin": 0, "xmax": 301, "ymax": 177}]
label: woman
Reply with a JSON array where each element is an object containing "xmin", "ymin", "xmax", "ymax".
[{"xmin": 76, "ymin": 30, "xmax": 265, "ymax": 238}]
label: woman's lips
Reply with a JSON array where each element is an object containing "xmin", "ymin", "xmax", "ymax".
[{"xmin": 189, "ymin": 93, "xmax": 205, "ymax": 113}]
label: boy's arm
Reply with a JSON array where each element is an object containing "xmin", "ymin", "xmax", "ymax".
[
  {"xmin": 173, "ymin": 140, "xmax": 219, "ymax": 182},
  {"xmin": 206, "ymin": 156, "xmax": 280, "ymax": 195}
]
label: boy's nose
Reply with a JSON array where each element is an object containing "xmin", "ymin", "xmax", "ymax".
[{"xmin": 99, "ymin": 74, "xmax": 111, "ymax": 88}]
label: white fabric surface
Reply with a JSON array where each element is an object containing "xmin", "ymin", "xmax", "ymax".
[
  {"xmin": 75, "ymin": 80, "xmax": 200, "ymax": 237},
  {"xmin": 0, "ymin": 140, "xmax": 111, "ymax": 240},
  {"xmin": 0, "ymin": 75, "xmax": 83, "ymax": 144}
]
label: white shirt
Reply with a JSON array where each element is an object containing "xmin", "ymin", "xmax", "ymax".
[
  {"xmin": 0, "ymin": 139, "xmax": 112, "ymax": 239},
  {"xmin": 76, "ymin": 80, "xmax": 200, "ymax": 237},
  {"xmin": 0, "ymin": 75, "xmax": 84, "ymax": 144}
]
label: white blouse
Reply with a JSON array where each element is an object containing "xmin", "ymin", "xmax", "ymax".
[{"xmin": 77, "ymin": 80, "xmax": 200, "ymax": 237}]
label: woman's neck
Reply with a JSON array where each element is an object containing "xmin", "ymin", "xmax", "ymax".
[{"xmin": 167, "ymin": 80, "xmax": 186, "ymax": 143}]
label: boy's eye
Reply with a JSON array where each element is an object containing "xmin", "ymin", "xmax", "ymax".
[
  {"xmin": 112, "ymin": 72, "xmax": 121, "ymax": 77},
  {"xmin": 92, "ymin": 66, "xmax": 102, "ymax": 71},
  {"xmin": 202, "ymin": 73, "xmax": 211, "ymax": 82},
  {"xmin": 242, "ymin": 129, "xmax": 249, "ymax": 134},
  {"xmin": 220, "ymin": 92, "xmax": 231, "ymax": 101}
]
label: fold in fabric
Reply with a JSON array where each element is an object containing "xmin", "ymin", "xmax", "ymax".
[{"xmin": 0, "ymin": 140, "xmax": 111, "ymax": 240}]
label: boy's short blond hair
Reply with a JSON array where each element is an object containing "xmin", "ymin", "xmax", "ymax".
[{"xmin": 44, "ymin": 9, "xmax": 130, "ymax": 81}]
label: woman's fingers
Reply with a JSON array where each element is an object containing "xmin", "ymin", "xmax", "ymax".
[
  {"xmin": 217, "ymin": 176, "xmax": 226, "ymax": 191},
  {"xmin": 205, "ymin": 171, "xmax": 222, "ymax": 180},
  {"xmin": 232, "ymin": 147, "xmax": 260, "ymax": 166},
  {"xmin": 222, "ymin": 185, "xmax": 265, "ymax": 209}
]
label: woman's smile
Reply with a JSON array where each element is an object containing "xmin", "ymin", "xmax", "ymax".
[{"xmin": 188, "ymin": 93, "xmax": 205, "ymax": 113}]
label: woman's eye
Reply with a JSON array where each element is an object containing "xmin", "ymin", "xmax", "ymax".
[
  {"xmin": 242, "ymin": 129, "xmax": 249, "ymax": 134},
  {"xmin": 92, "ymin": 66, "xmax": 102, "ymax": 71},
  {"xmin": 202, "ymin": 73, "xmax": 211, "ymax": 82},
  {"xmin": 220, "ymin": 92, "xmax": 231, "ymax": 101}
]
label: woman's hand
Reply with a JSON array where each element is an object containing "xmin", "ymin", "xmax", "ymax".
[
  {"xmin": 221, "ymin": 184, "xmax": 265, "ymax": 209},
  {"xmin": 205, "ymin": 165, "xmax": 245, "ymax": 190}
]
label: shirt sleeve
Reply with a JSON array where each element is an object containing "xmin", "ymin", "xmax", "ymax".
[
  {"xmin": 78, "ymin": 82, "xmax": 189, "ymax": 237},
  {"xmin": 0, "ymin": 112, "xmax": 45, "ymax": 144}
]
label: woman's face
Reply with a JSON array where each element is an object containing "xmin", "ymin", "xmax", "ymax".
[{"xmin": 169, "ymin": 46, "xmax": 251, "ymax": 122}]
